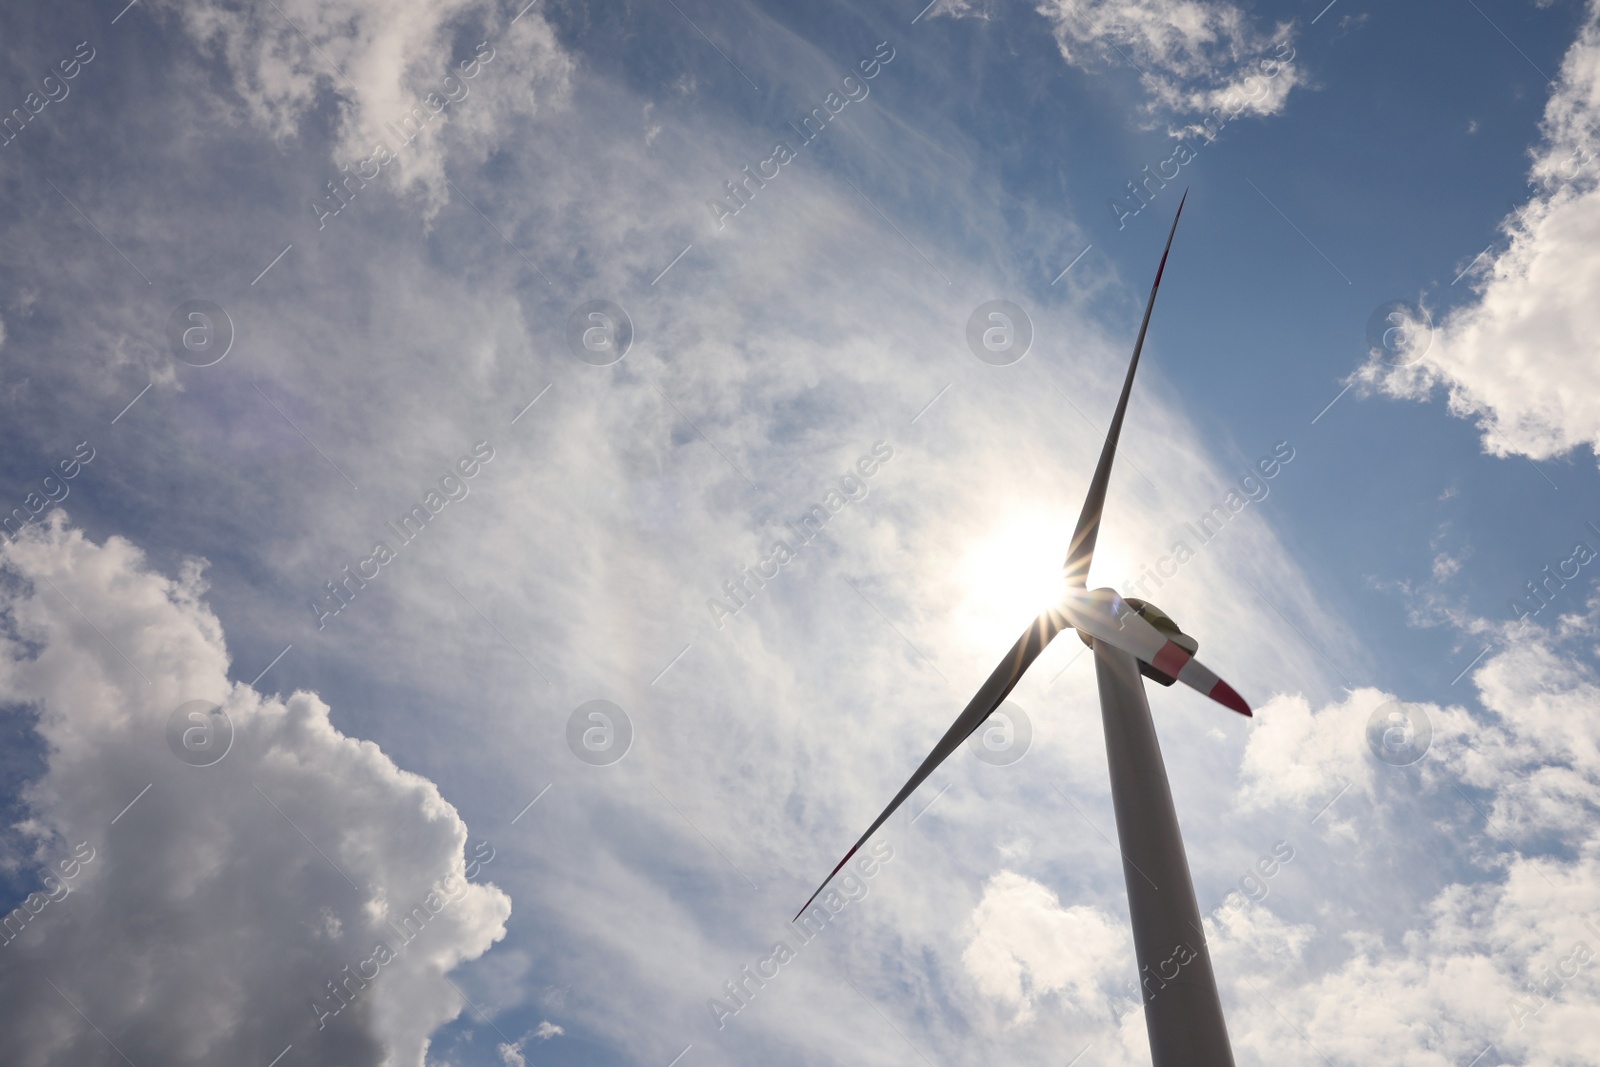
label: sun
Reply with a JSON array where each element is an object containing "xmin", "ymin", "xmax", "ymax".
[
  {"xmin": 950, "ymin": 502, "xmax": 1144, "ymax": 648},
  {"xmin": 953, "ymin": 506, "xmax": 1078, "ymax": 644}
]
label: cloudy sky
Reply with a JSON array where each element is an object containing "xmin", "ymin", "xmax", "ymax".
[{"xmin": 2, "ymin": 0, "xmax": 1598, "ymax": 1065}]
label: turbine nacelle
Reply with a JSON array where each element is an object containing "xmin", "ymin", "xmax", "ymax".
[
  {"xmin": 1061, "ymin": 587, "xmax": 1250, "ymax": 718},
  {"xmin": 1072, "ymin": 594, "xmax": 1195, "ymax": 686}
]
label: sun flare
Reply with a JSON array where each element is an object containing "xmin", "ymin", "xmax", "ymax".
[
  {"xmin": 953, "ymin": 508, "xmax": 1077, "ymax": 643},
  {"xmin": 951, "ymin": 504, "xmax": 1145, "ymax": 648}
]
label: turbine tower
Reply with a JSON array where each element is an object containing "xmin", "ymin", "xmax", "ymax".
[{"xmin": 796, "ymin": 192, "xmax": 1242, "ymax": 1066}]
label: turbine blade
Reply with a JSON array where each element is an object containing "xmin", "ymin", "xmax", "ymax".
[
  {"xmin": 1062, "ymin": 587, "xmax": 1252, "ymax": 717},
  {"xmin": 1168, "ymin": 653, "xmax": 1252, "ymax": 717},
  {"xmin": 793, "ymin": 611, "xmax": 1067, "ymax": 921},
  {"xmin": 1062, "ymin": 190, "xmax": 1188, "ymax": 588}
]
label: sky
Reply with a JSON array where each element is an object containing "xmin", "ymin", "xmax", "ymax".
[{"xmin": 1, "ymin": 0, "xmax": 1598, "ymax": 1065}]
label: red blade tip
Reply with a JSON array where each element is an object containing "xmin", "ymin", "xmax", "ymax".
[{"xmin": 1209, "ymin": 680, "xmax": 1252, "ymax": 717}]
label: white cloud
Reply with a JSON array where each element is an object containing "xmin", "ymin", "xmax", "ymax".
[
  {"xmin": 1033, "ymin": 0, "xmax": 1303, "ymax": 122},
  {"xmin": 962, "ymin": 870, "xmax": 1130, "ymax": 1024},
  {"xmin": 1432, "ymin": 549, "xmax": 1465, "ymax": 582},
  {"xmin": 1358, "ymin": 0, "xmax": 1600, "ymax": 463},
  {"xmin": 1217, "ymin": 596, "xmax": 1600, "ymax": 1064},
  {"xmin": 0, "ymin": 514, "xmax": 509, "ymax": 1067},
  {"xmin": 157, "ymin": 0, "xmax": 572, "ymax": 211},
  {"xmin": 1211, "ymin": 844, "xmax": 1600, "ymax": 1067},
  {"xmin": 1235, "ymin": 688, "xmax": 1379, "ymax": 820},
  {"xmin": 920, "ymin": 0, "xmax": 999, "ymax": 19},
  {"xmin": 493, "ymin": 1022, "xmax": 559, "ymax": 1067}
]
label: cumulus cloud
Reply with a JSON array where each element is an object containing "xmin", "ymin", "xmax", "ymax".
[
  {"xmin": 1033, "ymin": 0, "xmax": 1302, "ymax": 122},
  {"xmin": 1357, "ymin": 0, "xmax": 1600, "ymax": 463},
  {"xmin": 0, "ymin": 514, "xmax": 509, "ymax": 1067},
  {"xmin": 1235, "ymin": 688, "xmax": 1381, "ymax": 819},
  {"xmin": 1211, "ymin": 842, "xmax": 1600, "ymax": 1066},
  {"xmin": 157, "ymin": 0, "xmax": 572, "ymax": 211},
  {"xmin": 962, "ymin": 870, "xmax": 1130, "ymax": 1024},
  {"xmin": 1215, "ymin": 594, "xmax": 1600, "ymax": 1064}
]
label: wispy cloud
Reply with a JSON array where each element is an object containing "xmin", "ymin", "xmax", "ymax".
[{"xmin": 1033, "ymin": 0, "xmax": 1303, "ymax": 123}]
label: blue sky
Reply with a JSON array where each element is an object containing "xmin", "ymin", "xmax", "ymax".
[{"xmin": 3, "ymin": 1, "xmax": 1600, "ymax": 1065}]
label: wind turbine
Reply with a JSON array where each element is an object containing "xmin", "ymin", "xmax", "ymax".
[{"xmin": 796, "ymin": 192, "xmax": 1246, "ymax": 1066}]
